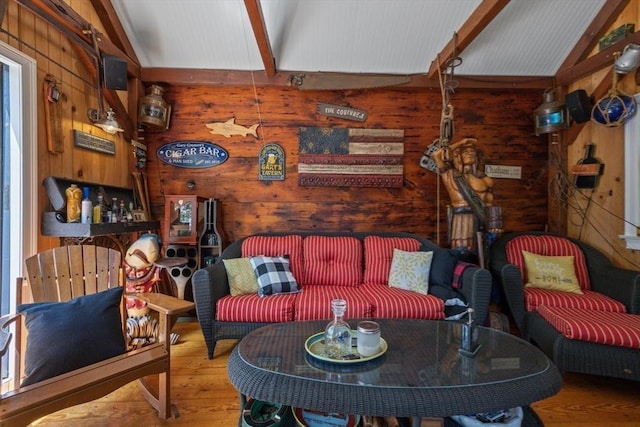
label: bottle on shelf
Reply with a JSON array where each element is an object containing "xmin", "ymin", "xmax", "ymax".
[
  {"xmin": 81, "ymin": 187, "xmax": 92, "ymax": 224},
  {"xmin": 324, "ymin": 299, "xmax": 352, "ymax": 359},
  {"xmin": 65, "ymin": 184, "xmax": 82, "ymax": 223},
  {"xmin": 111, "ymin": 197, "xmax": 118, "ymax": 223},
  {"xmin": 93, "ymin": 194, "xmax": 104, "ymax": 223}
]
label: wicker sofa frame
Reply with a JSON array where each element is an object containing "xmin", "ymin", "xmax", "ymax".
[
  {"xmin": 192, "ymin": 231, "xmax": 492, "ymax": 359},
  {"xmin": 490, "ymin": 231, "xmax": 640, "ymax": 381}
]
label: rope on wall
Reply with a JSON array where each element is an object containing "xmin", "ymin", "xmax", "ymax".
[{"xmin": 548, "ymin": 141, "xmax": 640, "ymax": 269}]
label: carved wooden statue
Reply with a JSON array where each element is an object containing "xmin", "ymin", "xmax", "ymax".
[{"xmin": 432, "ymin": 138, "xmax": 494, "ymax": 254}]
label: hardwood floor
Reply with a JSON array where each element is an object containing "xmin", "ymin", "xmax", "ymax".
[{"xmin": 30, "ymin": 320, "xmax": 639, "ymax": 427}]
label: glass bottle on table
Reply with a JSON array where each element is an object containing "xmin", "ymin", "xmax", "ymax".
[{"xmin": 324, "ymin": 299, "xmax": 352, "ymax": 359}]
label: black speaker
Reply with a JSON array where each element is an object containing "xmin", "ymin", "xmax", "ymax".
[
  {"xmin": 566, "ymin": 89, "xmax": 593, "ymax": 124},
  {"xmin": 103, "ymin": 55, "xmax": 127, "ymax": 91}
]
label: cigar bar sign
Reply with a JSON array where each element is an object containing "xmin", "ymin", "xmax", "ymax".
[
  {"xmin": 317, "ymin": 103, "xmax": 367, "ymax": 122},
  {"xmin": 157, "ymin": 141, "xmax": 228, "ymax": 168}
]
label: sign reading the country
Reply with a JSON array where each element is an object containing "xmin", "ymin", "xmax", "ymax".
[
  {"xmin": 157, "ymin": 141, "xmax": 228, "ymax": 168},
  {"xmin": 317, "ymin": 103, "xmax": 368, "ymax": 122},
  {"xmin": 259, "ymin": 143, "xmax": 285, "ymax": 181},
  {"xmin": 298, "ymin": 127, "xmax": 404, "ymax": 187}
]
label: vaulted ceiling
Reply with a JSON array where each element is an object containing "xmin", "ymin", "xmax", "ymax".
[{"xmin": 7, "ymin": 0, "xmax": 638, "ymax": 136}]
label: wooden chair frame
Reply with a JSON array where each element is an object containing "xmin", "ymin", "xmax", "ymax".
[{"xmin": 0, "ymin": 245, "xmax": 194, "ymax": 426}]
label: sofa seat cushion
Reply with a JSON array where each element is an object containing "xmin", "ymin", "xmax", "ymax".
[
  {"xmin": 538, "ymin": 306, "xmax": 640, "ymax": 349},
  {"xmin": 505, "ymin": 235, "xmax": 590, "ymax": 290},
  {"xmin": 363, "ymin": 236, "xmax": 421, "ymax": 285},
  {"xmin": 242, "ymin": 235, "xmax": 304, "ymax": 281},
  {"xmin": 303, "ymin": 236, "xmax": 362, "ymax": 287},
  {"xmin": 361, "ymin": 284, "xmax": 445, "ymax": 320},
  {"xmin": 524, "ymin": 288, "xmax": 627, "ymax": 313},
  {"xmin": 293, "ymin": 286, "xmax": 373, "ymax": 321},
  {"xmin": 216, "ymin": 293, "xmax": 296, "ymax": 322}
]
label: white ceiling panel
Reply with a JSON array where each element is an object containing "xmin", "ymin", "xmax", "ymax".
[
  {"xmin": 111, "ymin": 0, "xmax": 263, "ymax": 69},
  {"xmin": 457, "ymin": 0, "xmax": 606, "ymax": 76},
  {"xmin": 110, "ymin": 0, "xmax": 612, "ymax": 78},
  {"xmin": 261, "ymin": 0, "xmax": 481, "ymax": 74}
]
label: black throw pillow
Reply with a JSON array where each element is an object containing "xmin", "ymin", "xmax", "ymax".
[
  {"xmin": 429, "ymin": 249, "xmax": 461, "ymax": 289},
  {"xmin": 17, "ymin": 286, "xmax": 126, "ymax": 386}
]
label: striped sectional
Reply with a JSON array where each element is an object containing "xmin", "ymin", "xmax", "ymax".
[
  {"xmin": 490, "ymin": 231, "xmax": 640, "ymax": 382},
  {"xmin": 192, "ymin": 231, "xmax": 493, "ymax": 359}
]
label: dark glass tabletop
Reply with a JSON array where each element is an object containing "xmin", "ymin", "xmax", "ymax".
[{"xmin": 228, "ymin": 319, "xmax": 561, "ymax": 419}]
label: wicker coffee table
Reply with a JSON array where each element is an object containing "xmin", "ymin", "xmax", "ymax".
[{"xmin": 228, "ymin": 319, "xmax": 561, "ymax": 426}]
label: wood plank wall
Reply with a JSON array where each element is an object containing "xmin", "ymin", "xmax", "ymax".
[
  {"xmin": 1, "ymin": 0, "xmax": 132, "ymax": 251},
  {"xmin": 143, "ymin": 86, "xmax": 547, "ymax": 246},
  {"xmin": 565, "ymin": 3, "xmax": 640, "ymax": 271}
]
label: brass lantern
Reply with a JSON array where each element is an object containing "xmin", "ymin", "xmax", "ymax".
[{"xmin": 138, "ymin": 85, "xmax": 171, "ymax": 129}]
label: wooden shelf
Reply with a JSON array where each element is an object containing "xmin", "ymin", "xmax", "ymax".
[{"xmin": 42, "ymin": 212, "xmax": 159, "ymax": 237}]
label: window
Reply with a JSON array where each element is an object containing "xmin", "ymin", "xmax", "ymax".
[
  {"xmin": 622, "ymin": 93, "xmax": 640, "ymax": 249},
  {"xmin": 0, "ymin": 40, "xmax": 37, "ymax": 382}
]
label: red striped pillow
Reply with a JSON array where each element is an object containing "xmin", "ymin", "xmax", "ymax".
[
  {"xmin": 505, "ymin": 235, "xmax": 545, "ymax": 283},
  {"xmin": 241, "ymin": 235, "xmax": 303, "ymax": 280},
  {"xmin": 539, "ymin": 235, "xmax": 590, "ymax": 290},
  {"xmin": 363, "ymin": 236, "xmax": 421, "ymax": 285},
  {"xmin": 302, "ymin": 236, "xmax": 362, "ymax": 286}
]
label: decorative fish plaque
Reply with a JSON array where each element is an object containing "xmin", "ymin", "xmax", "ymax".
[
  {"xmin": 157, "ymin": 141, "xmax": 228, "ymax": 168},
  {"xmin": 206, "ymin": 118, "xmax": 259, "ymax": 138}
]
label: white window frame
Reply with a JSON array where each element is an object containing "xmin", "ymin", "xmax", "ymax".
[
  {"xmin": 0, "ymin": 41, "xmax": 37, "ymax": 385},
  {"xmin": 621, "ymin": 93, "xmax": 640, "ymax": 249}
]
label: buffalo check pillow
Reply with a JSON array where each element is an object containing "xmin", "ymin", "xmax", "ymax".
[{"xmin": 250, "ymin": 255, "xmax": 301, "ymax": 296}]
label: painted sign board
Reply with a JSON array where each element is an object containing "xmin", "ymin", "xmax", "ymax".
[
  {"xmin": 157, "ymin": 141, "xmax": 228, "ymax": 168},
  {"xmin": 73, "ymin": 130, "xmax": 115, "ymax": 155},
  {"xmin": 485, "ymin": 165, "xmax": 522, "ymax": 179},
  {"xmin": 317, "ymin": 103, "xmax": 367, "ymax": 122},
  {"xmin": 258, "ymin": 143, "xmax": 285, "ymax": 181}
]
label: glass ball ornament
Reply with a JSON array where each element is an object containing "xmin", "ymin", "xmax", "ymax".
[{"xmin": 591, "ymin": 93, "xmax": 637, "ymax": 127}]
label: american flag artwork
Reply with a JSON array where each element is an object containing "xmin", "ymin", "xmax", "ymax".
[{"xmin": 298, "ymin": 127, "xmax": 404, "ymax": 187}]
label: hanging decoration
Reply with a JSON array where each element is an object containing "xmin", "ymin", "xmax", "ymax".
[
  {"xmin": 419, "ymin": 54, "xmax": 460, "ymax": 173},
  {"xmin": 592, "ymin": 53, "xmax": 637, "ymax": 127}
]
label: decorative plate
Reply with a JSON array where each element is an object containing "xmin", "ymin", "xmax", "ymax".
[
  {"xmin": 293, "ymin": 407, "xmax": 360, "ymax": 427},
  {"xmin": 304, "ymin": 331, "xmax": 387, "ymax": 365}
]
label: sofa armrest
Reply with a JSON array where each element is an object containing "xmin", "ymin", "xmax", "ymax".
[
  {"xmin": 590, "ymin": 265, "xmax": 640, "ymax": 314},
  {"xmin": 457, "ymin": 266, "xmax": 492, "ymax": 327},
  {"xmin": 497, "ymin": 264, "xmax": 527, "ymax": 334}
]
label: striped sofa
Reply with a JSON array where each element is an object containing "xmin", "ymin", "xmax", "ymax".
[
  {"xmin": 490, "ymin": 231, "xmax": 640, "ymax": 381},
  {"xmin": 192, "ymin": 231, "xmax": 492, "ymax": 359}
]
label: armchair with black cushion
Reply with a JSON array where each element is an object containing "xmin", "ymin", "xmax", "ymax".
[{"xmin": 489, "ymin": 231, "xmax": 640, "ymax": 381}]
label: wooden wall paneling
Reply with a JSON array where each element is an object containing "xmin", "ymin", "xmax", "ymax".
[{"xmin": 144, "ymin": 86, "xmax": 547, "ymax": 247}]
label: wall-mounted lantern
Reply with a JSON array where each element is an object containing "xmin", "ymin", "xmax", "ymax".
[
  {"xmin": 533, "ymin": 88, "xmax": 567, "ymax": 136},
  {"xmin": 138, "ymin": 85, "xmax": 171, "ymax": 130}
]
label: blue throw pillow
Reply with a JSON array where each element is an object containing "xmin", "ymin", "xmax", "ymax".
[{"xmin": 18, "ymin": 286, "xmax": 126, "ymax": 386}]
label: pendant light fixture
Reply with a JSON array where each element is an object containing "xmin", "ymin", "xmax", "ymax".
[{"xmin": 85, "ymin": 24, "xmax": 124, "ymax": 135}]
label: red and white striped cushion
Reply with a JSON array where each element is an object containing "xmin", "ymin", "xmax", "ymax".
[
  {"xmin": 539, "ymin": 235, "xmax": 590, "ymax": 290},
  {"xmin": 363, "ymin": 236, "xmax": 421, "ymax": 285},
  {"xmin": 293, "ymin": 286, "xmax": 373, "ymax": 321},
  {"xmin": 216, "ymin": 293, "xmax": 296, "ymax": 322},
  {"xmin": 538, "ymin": 305, "xmax": 640, "ymax": 348},
  {"xmin": 505, "ymin": 235, "xmax": 545, "ymax": 283},
  {"xmin": 302, "ymin": 236, "xmax": 362, "ymax": 286},
  {"xmin": 524, "ymin": 288, "xmax": 627, "ymax": 313},
  {"xmin": 360, "ymin": 284, "xmax": 445, "ymax": 320},
  {"xmin": 241, "ymin": 235, "xmax": 304, "ymax": 280}
]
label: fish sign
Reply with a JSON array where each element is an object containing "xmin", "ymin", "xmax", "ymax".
[
  {"xmin": 157, "ymin": 141, "xmax": 228, "ymax": 168},
  {"xmin": 206, "ymin": 118, "xmax": 259, "ymax": 138}
]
